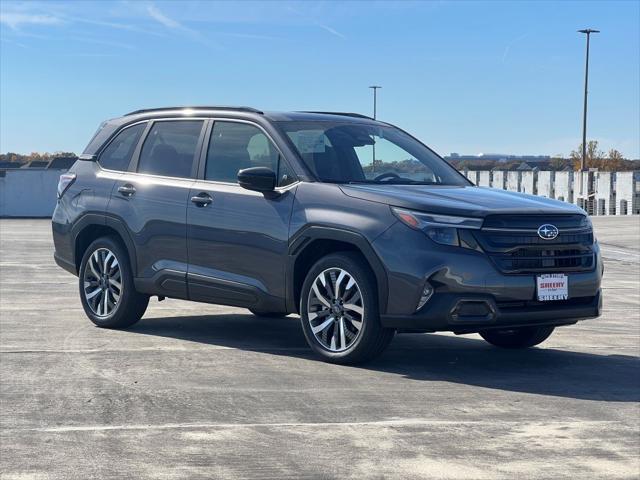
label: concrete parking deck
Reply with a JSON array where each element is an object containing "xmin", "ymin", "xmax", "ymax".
[{"xmin": 1, "ymin": 217, "xmax": 639, "ymax": 479}]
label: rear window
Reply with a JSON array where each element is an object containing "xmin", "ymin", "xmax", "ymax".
[
  {"xmin": 137, "ymin": 120, "xmax": 204, "ymax": 178},
  {"xmin": 98, "ymin": 123, "xmax": 146, "ymax": 171}
]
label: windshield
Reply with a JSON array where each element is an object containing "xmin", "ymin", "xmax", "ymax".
[{"xmin": 276, "ymin": 121, "xmax": 468, "ymax": 186}]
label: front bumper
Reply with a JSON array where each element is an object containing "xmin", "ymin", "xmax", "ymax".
[
  {"xmin": 372, "ymin": 221, "xmax": 603, "ymax": 333},
  {"xmin": 381, "ymin": 290, "xmax": 602, "ymax": 333}
]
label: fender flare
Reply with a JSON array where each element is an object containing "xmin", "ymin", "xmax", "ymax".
[
  {"xmin": 286, "ymin": 225, "xmax": 389, "ymax": 314},
  {"xmin": 70, "ymin": 213, "xmax": 138, "ymax": 276}
]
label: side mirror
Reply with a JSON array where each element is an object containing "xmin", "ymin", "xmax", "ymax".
[{"xmin": 237, "ymin": 167, "xmax": 276, "ymax": 192}]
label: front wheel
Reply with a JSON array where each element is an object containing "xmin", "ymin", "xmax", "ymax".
[
  {"xmin": 300, "ymin": 252, "xmax": 394, "ymax": 364},
  {"xmin": 79, "ymin": 236, "xmax": 149, "ymax": 329},
  {"xmin": 479, "ymin": 326, "xmax": 555, "ymax": 349}
]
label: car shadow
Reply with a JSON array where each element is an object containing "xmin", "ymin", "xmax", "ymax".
[{"xmin": 129, "ymin": 313, "xmax": 640, "ymax": 403}]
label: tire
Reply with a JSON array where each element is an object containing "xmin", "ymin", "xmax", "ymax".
[
  {"xmin": 300, "ymin": 252, "xmax": 394, "ymax": 364},
  {"xmin": 479, "ymin": 326, "xmax": 555, "ymax": 349},
  {"xmin": 79, "ymin": 236, "xmax": 149, "ymax": 329},
  {"xmin": 248, "ymin": 309, "xmax": 288, "ymax": 318}
]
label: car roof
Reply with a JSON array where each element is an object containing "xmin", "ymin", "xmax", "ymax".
[
  {"xmin": 83, "ymin": 106, "xmax": 384, "ymax": 155},
  {"xmin": 264, "ymin": 111, "xmax": 378, "ymax": 124},
  {"xmin": 120, "ymin": 106, "xmax": 380, "ymax": 124}
]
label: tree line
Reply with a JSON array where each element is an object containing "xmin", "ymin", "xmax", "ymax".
[
  {"xmin": 1, "ymin": 151, "xmax": 77, "ymax": 165},
  {"xmin": 450, "ymin": 141, "xmax": 638, "ymax": 172},
  {"xmin": 567, "ymin": 141, "xmax": 634, "ymax": 171}
]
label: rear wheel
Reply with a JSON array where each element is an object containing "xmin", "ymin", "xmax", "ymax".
[
  {"xmin": 79, "ymin": 236, "xmax": 148, "ymax": 329},
  {"xmin": 479, "ymin": 326, "xmax": 555, "ymax": 349},
  {"xmin": 300, "ymin": 252, "xmax": 394, "ymax": 364}
]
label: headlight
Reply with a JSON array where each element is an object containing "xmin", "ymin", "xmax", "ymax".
[{"xmin": 391, "ymin": 207, "xmax": 483, "ymax": 247}]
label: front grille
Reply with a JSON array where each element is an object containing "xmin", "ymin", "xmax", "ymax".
[{"xmin": 474, "ymin": 214, "xmax": 595, "ymax": 274}]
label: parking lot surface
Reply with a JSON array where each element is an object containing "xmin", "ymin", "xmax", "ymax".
[{"xmin": 1, "ymin": 217, "xmax": 639, "ymax": 479}]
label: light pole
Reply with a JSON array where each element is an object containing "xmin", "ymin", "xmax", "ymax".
[
  {"xmin": 578, "ymin": 29, "xmax": 599, "ymax": 172},
  {"xmin": 369, "ymin": 85, "xmax": 381, "ymax": 120},
  {"xmin": 369, "ymin": 86, "xmax": 381, "ymax": 170}
]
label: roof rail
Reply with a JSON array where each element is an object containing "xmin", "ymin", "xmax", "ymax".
[
  {"xmin": 298, "ymin": 111, "xmax": 375, "ymax": 120},
  {"xmin": 124, "ymin": 106, "xmax": 263, "ymax": 116}
]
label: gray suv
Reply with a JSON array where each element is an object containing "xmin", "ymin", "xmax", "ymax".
[{"xmin": 52, "ymin": 106, "xmax": 602, "ymax": 363}]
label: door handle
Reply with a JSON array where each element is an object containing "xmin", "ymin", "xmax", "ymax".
[
  {"xmin": 191, "ymin": 193, "xmax": 213, "ymax": 207},
  {"xmin": 118, "ymin": 184, "xmax": 136, "ymax": 197}
]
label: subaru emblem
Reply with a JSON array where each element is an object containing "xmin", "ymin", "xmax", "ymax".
[{"xmin": 537, "ymin": 224, "xmax": 559, "ymax": 240}]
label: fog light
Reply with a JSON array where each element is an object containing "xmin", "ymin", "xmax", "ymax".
[{"xmin": 416, "ymin": 283, "xmax": 434, "ymax": 311}]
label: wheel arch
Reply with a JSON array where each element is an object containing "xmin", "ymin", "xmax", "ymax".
[
  {"xmin": 72, "ymin": 214, "xmax": 137, "ymax": 275},
  {"xmin": 287, "ymin": 226, "xmax": 388, "ymax": 314}
]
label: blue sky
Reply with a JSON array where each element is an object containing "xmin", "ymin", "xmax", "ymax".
[{"xmin": 1, "ymin": 0, "xmax": 638, "ymax": 158}]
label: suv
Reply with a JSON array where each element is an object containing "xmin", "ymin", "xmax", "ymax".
[{"xmin": 52, "ymin": 106, "xmax": 602, "ymax": 363}]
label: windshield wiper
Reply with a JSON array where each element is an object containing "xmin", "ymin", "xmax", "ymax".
[{"xmin": 348, "ymin": 179, "xmax": 440, "ymax": 185}]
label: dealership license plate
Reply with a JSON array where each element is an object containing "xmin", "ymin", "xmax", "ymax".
[{"xmin": 536, "ymin": 274, "xmax": 568, "ymax": 301}]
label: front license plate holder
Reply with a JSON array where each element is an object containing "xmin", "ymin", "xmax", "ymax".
[{"xmin": 536, "ymin": 273, "xmax": 568, "ymax": 301}]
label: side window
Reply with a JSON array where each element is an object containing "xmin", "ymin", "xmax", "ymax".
[
  {"xmin": 98, "ymin": 123, "xmax": 146, "ymax": 171},
  {"xmin": 137, "ymin": 120, "xmax": 204, "ymax": 178},
  {"xmin": 206, "ymin": 121, "xmax": 296, "ymax": 187}
]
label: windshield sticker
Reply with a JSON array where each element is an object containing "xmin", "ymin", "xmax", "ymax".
[{"xmin": 295, "ymin": 130, "xmax": 326, "ymax": 154}]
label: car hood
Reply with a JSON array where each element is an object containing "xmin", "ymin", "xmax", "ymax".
[{"xmin": 339, "ymin": 184, "xmax": 585, "ymax": 218}]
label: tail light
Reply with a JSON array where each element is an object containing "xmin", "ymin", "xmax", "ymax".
[{"xmin": 57, "ymin": 173, "xmax": 76, "ymax": 199}]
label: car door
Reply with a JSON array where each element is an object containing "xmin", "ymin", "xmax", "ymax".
[
  {"xmin": 94, "ymin": 121, "xmax": 148, "ymax": 216},
  {"xmin": 109, "ymin": 118, "xmax": 206, "ymax": 299},
  {"xmin": 187, "ymin": 119, "xmax": 297, "ymax": 311}
]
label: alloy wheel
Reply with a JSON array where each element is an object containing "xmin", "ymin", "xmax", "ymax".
[
  {"xmin": 83, "ymin": 248, "xmax": 122, "ymax": 317},
  {"xmin": 306, "ymin": 267, "xmax": 364, "ymax": 352}
]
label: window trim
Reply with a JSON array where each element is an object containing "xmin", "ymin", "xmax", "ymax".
[
  {"xmin": 196, "ymin": 118, "xmax": 299, "ymax": 190},
  {"xmin": 96, "ymin": 120, "xmax": 148, "ymax": 173},
  {"xmin": 128, "ymin": 117, "xmax": 208, "ymax": 180}
]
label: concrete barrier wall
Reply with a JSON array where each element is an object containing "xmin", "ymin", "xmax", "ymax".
[
  {"xmin": 461, "ymin": 169, "xmax": 637, "ymax": 215},
  {"xmin": 0, "ymin": 169, "xmax": 62, "ymax": 217},
  {"xmin": 554, "ymin": 171, "xmax": 573, "ymax": 203},
  {"xmin": 595, "ymin": 172, "xmax": 614, "ymax": 215},
  {"xmin": 465, "ymin": 170, "xmax": 479, "ymax": 184},
  {"xmin": 574, "ymin": 171, "xmax": 590, "ymax": 211},
  {"xmin": 521, "ymin": 171, "xmax": 536, "ymax": 195},
  {"xmin": 506, "ymin": 171, "xmax": 520, "ymax": 192},
  {"xmin": 616, "ymin": 171, "xmax": 639, "ymax": 215},
  {"xmin": 1, "ymin": 168, "xmax": 638, "ymax": 217},
  {"xmin": 537, "ymin": 171, "xmax": 554, "ymax": 198},
  {"xmin": 477, "ymin": 171, "xmax": 491, "ymax": 187},
  {"xmin": 492, "ymin": 171, "xmax": 506, "ymax": 190}
]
